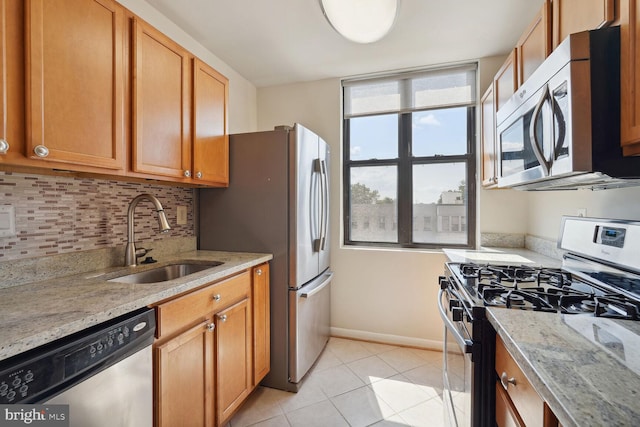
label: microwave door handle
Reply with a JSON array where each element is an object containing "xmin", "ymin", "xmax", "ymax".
[
  {"xmin": 529, "ymin": 85, "xmax": 552, "ymax": 176},
  {"xmin": 551, "ymin": 94, "xmax": 567, "ymax": 160}
]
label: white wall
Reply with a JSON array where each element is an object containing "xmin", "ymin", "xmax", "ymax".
[
  {"xmin": 119, "ymin": 0, "xmax": 258, "ymax": 133},
  {"xmin": 527, "ymin": 188, "xmax": 640, "ymax": 240}
]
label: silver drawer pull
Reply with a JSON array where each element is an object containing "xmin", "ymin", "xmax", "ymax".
[
  {"xmin": 184, "ymin": 170, "xmax": 191, "ymax": 178},
  {"xmin": 500, "ymin": 372, "xmax": 516, "ymax": 390},
  {"xmin": 207, "ymin": 323, "xmax": 215, "ymax": 332},
  {"xmin": 213, "ymin": 294, "xmax": 221, "ymax": 302},
  {"xmin": 256, "ymin": 268, "xmax": 262, "ymax": 276},
  {"xmin": 219, "ymin": 314, "xmax": 227, "ymax": 322},
  {"xmin": 195, "ymin": 171, "xmax": 202, "ymax": 179},
  {"xmin": 0, "ymin": 139, "xmax": 8, "ymax": 154}
]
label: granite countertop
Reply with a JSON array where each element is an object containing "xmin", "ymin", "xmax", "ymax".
[
  {"xmin": 443, "ymin": 247, "xmax": 562, "ymax": 268},
  {"xmin": 488, "ymin": 308, "xmax": 640, "ymax": 427},
  {"xmin": 0, "ymin": 250, "xmax": 272, "ymax": 362}
]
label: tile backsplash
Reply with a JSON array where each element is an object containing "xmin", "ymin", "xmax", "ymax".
[{"xmin": 0, "ymin": 172, "xmax": 195, "ymax": 261}]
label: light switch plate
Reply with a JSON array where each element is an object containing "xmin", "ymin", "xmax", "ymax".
[{"xmin": 0, "ymin": 205, "xmax": 16, "ymax": 237}]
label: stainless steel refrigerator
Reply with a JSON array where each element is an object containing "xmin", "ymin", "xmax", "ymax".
[{"xmin": 198, "ymin": 123, "xmax": 332, "ymax": 392}]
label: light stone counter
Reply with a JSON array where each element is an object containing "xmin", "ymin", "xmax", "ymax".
[
  {"xmin": 488, "ymin": 308, "xmax": 640, "ymax": 427},
  {"xmin": 443, "ymin": 247, "xmax": 562, "ymax": 268},
  {"xmin": 0, "ymin": 250, "xmax": 272, "ymax": 362}
]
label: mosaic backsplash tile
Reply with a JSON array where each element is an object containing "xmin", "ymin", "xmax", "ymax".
[{"xmin": 0, "ymin": 172, "xmax": 195, "ymax": 262}]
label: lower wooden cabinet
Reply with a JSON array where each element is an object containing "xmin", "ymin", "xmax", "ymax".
[
  {"xmin": 495, "ymin": 334, "xmax": 558, "ymax": 427},
  {"xmin": 215, "ymin": 298, "xmax": 252, "ymax": 424},
  {"xmin": 252, "ymin": 263, "xmax": 270, "ymax": 386},
  {"xmin": 156, "ymin": 320, "xmax": 214, "ymax": 427},
  {"xmin": 153, "ymin": 263, "xmax": 270, "ymax": 427}
]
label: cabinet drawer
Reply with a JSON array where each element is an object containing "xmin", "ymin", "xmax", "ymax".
[
  {"xmin": 156, "ymin": 271, "xmax": 250, "ymax": 339},
  {"xmin": 495, "ymin": 334, "xmax": 545, "ymax": 427}
]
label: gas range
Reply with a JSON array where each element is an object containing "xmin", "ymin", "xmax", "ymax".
[
  {"xmin": 447, "ymin": 260, "xmax": 640, "ymax": 320},
  {"xmin": 439, "ymin": 216, "xmax": 640, "ymax": 427}
]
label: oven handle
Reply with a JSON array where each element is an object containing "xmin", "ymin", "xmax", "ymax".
[{"xmin": 438, "ymin": 288, "xmax": 474, "ymax": 354}]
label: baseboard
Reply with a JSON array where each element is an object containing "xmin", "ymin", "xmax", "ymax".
[{"xmin": 330, "ymin": 327, "xmax": 443, "ymax": 352}]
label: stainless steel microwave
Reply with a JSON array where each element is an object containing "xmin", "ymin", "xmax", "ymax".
[{"xmin": 496, "ymin": 26, "xmax": 640, "ymax": 191}]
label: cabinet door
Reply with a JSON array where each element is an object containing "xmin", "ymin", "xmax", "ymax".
[
  {"xmin": 216, "ymin": 298, "xmax": 252, "ymax": 426},
  {"xmin": 252, "ymin": 263, "xmax": 270, "ymax": 386},
  {"xmin": 0, "ymin": 0, "xmax": 25, "ymax": 165},
  {"xmin": 25, "ymin": 0, "xmax": 125, "ymax": 169},
  {"xmin": 192, "ymin": 58, "xmax": 229, "ymax": 186},
  {"xmin": 132, "ymin": 18, "xmax": 190, "ymax": 179},
  {"xmin": 155, "ymin": 320, "xmax": 214, "ymax": 427},
  {"xmin": 516, "ymin": 1, "xmax": 551, "ymax": 86},
  {"xmin": 552, "ymin": 0, "xmax": 615, "ymax": 48},
  {"xmin": 494, "ymin": 49, "xmax": 518, "ymax": 113},
  {"xmin": 481, "ymin": 84, "xmax": 497, "ymax": 187},
  {"xmin": 620, "ymin": 0, "xmax": 640, "ymax": 154},
  {"xmin": 496, "ymin": 383, "xmax": 525, "ymax": 427}
]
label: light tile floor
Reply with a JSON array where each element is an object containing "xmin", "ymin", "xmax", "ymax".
[{"xmin": 229, "ymin": 337, "xmax": 445, "ymax": 427}]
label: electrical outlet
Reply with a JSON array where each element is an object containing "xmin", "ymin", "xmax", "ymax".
[
  {"xmin": 176, "ymin": 206, "xmax": 187, "ymax": 225},
  {"xmin": 577, "ymin": 208, "xmax": 587, "ymax": 217}
]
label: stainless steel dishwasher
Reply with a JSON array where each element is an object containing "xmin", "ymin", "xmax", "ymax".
[{"xmin": 0, "ymin": 307, "xmax": 155, "ymax": 427}]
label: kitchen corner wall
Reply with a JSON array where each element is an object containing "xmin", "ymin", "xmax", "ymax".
[{"xmin": 0, "ymin": 172, "xmax": 194, "ymax": 262}]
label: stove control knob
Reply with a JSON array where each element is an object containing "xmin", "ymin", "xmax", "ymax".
[
  {"xmin": 449, "ymin": 300, "xmax": 460, "ymax": 310},
  {"xmin": 452, "ymin": 307, "xmax": 464, "ymax": 322},
  {"xmin": 438, "ymin": 276, "xmax": 449, "ymax": 290}
]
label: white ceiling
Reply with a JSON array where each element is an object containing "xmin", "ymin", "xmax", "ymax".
[{"xmin": 145, "ymin": 0, "xmax": 544, "ymax": 88}]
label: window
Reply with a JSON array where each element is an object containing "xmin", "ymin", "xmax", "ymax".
[{"xmin": 343, "ymin": 64, "xmax": 477, "ymax": 248}]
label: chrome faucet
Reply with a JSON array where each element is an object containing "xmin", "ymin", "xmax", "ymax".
[{"xmin": 125, "ymin": 194, "xmax": 171, "ymax": 266}]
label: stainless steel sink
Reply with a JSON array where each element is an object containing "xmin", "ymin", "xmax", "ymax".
[{"xmin": 109, "ymin": 261, "xmax": 224, "ymax": 284}]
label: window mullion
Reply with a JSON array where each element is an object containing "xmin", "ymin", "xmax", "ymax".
[{"xmin": 397, "ymin": 113, "xmax": 412, "ymax": 245}]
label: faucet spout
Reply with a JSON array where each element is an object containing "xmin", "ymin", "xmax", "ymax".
[{"xmin": 125, "ymin": 193, "xmax": 171, "ymax": 266}]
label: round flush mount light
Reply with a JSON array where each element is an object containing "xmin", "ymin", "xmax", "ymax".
[{"xmin": 319, "ymin": 0, "xmax": 399, "ymax": 44}]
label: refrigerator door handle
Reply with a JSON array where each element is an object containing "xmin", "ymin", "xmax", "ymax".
[
  {"xmin": 319, "ymin": 159, "xmax": 328, "ymax": 251},
  {"xmin": 312, "ymin": 158, "xmax": 322, "ymax": 252},
  {"xmin": 301, "ymin": 272, "xmax": 333, "ymax": 298}
]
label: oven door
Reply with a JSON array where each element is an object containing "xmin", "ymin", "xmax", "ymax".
[{"xmin": 438, "ymin": 287, "xmax": 476, "ymax": 427}]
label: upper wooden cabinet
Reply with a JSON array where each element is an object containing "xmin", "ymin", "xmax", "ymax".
[
  {"xmin": 494, "ymin": 49, "xmax": 518, "ymax": 113},
  {"xmin": 131, "ymin": 20, "xmax": 229, "ymax": 186},
  {"xmin": 516, "ymin": 1, "xmax": 552, "ymax": 86},
  {"xmin": 25, "ymin": 0, "xmax": 125, "ymax": 170},
  {"xmin": 192, "ymin": 59, "xmax": 229, "ymax": 186},
  {"xmin": 132, "ymin": 18, "xmax": 190, "ymax": 180},
  {"xmin": 481, "ymin": 84, "xmax": 498, "ymax": 188},
  {"xmin": 552, "ymin": 0, "xmax": 616, "ymax": 48},
  {"xmin": 0, "ymin": 0, "xmax": 25, "ymax": 165},
  {"xmin": 620, "ymin": 0, "xmax": 640, "ymax": 155}
]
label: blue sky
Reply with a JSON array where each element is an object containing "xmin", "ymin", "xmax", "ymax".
[{"xmin": 350, "ymin": 107, "xmax": 467, "ymax": 203}]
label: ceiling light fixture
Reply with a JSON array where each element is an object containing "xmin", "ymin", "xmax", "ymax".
[{"xmin": 319, "ymin": 0, "xmax": 399, "ymax": 44}]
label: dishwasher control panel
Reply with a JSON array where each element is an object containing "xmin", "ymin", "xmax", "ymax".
[{"xmin": 0, "ymin": 308, "xmax": 155, "ymax": 404}]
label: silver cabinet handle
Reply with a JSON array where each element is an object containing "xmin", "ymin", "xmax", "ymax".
[
  {"xmin": 500, "ymin": 372, "xmax": 516, "ymax": 390},
  {"xmin": 256, "ymin": 268, "xmax": 262, "ymax": 276},
  {"xmin": 195, "ymin": 171, "xmax": 202, "ymax": 179},
  {"xmin": 213, "ymin": 294, "xmax": 221, "ymax": 302},
  {"xmin": 207, "ymin": 323, "xmax": 215, "ymax": 332},
  {"xmin": 0, "ymin": 139, "xmax": 8, "ymax": 154},
  {"xmin": 184, "ymin": 170, "xmax": 191, "ymax": 178},
  {"xmin": 219, "ymin": 314, "xmax": 227, "ymax": 322},
  {"xmin": 33, "ymin": 145, "xmax": 49, "ymax": 158}
]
